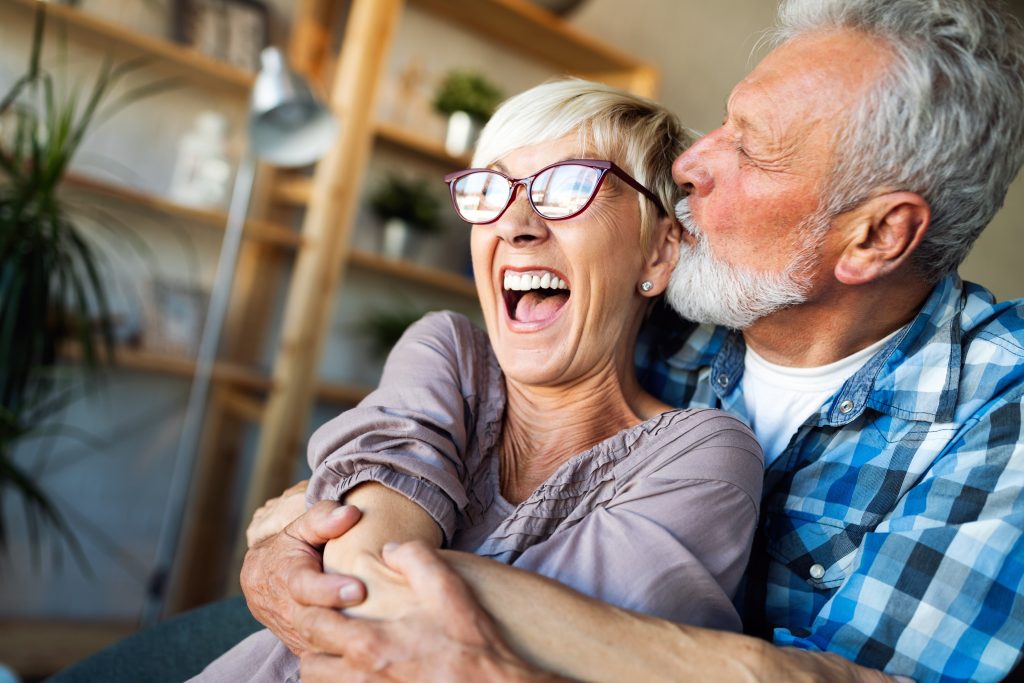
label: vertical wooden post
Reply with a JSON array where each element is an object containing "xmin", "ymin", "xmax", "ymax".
[
  {"xmin": 166, "ymin": 0, "xmax": 347, "ymax": 612},
  {"xmin": 289, "ymin": 0, "xmax": 341, "ymax": 83},
  {"xmin": 240, "ymin": 0, "xmax": 405, "ymax": 541}
]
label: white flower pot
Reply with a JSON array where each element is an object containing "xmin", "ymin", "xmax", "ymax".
[
  {"xmin": 443, "ymin": 111, "xmax": 482, "ymax": 158},
  {"xmin": 381, "ymin": 218, "xmax": 418, "ymax": 260}
]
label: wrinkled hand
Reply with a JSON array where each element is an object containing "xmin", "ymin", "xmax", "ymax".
[
  {"xmin": 246, "ymin": 479, "xmax": 310, "ymax": 548},
  {"xmin": 297, "ymin": 541, "xmax": 567, "ymax": 682},
  {"xmin": 240, "ymin": 500, "xmax": 367, "ymax": 656}
]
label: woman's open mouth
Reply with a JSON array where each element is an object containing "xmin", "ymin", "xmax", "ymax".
[{"xmin": 502, "ymin": 269, "xmax": 571, "ymax": 325}]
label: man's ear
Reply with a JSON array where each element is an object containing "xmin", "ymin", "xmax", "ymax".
[
  {"xmin": 640, "ymin": 215, "xmax": 681, "ymax": 297},
  {"xmin": 834, "ymin": 192, "xmax": 930, "ymax": 286}
]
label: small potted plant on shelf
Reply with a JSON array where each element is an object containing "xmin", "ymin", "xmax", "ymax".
[
  {"xmin": 432, "ymin": 70, "xmax": 503, "ymax": 157},
  {"xmin": 368, "ymin": 173, "xmax": 443, "ymax": 261}
]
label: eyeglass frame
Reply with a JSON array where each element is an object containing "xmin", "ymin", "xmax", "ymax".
[{"xmin": 442, "ymin": 158, "xmax": 667, "ymax": 225}]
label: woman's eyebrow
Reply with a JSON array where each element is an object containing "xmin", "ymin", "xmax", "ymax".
[{"xmin": 493, "ymin": 156, "xmax": 587, "ymax": 176}]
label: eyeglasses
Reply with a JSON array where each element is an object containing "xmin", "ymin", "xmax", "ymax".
[{"xmin": 443, "ymin": 159, "xmax": 665, "ymax": 225}]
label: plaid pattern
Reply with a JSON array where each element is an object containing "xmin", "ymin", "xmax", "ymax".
[{"xmin": 636, "ymin": 275, "xmax": 1024, "ymax": 682}]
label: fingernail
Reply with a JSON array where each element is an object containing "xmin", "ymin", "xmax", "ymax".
[
  {"xmin": 339, "ymin": 582, "xmax": 361, "ymax": 602},
  {"xmin": 331, "ymin": 505, "xmax": 353, "ymax": 518},
  {"xmin": 382, "ymin": 542, "xmax": 400, "ymax": 554}
]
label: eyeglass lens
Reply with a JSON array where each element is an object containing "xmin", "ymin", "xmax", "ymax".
[{"xmin": 452, "ymin": 164, "xmax": 604, "ymax": 223}]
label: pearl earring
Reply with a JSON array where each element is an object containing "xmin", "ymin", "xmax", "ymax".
[{"xmin": 640, "ymin": 281, "xmax": 654, "ymax": 293}]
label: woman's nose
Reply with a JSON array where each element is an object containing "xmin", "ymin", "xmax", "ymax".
[
  {"xmin": 672, "ymin": 135, "xmax": 715, "ymax": 197},
  {"xmin": 494, "ymin": 186, "xmax": 550, "ymax": 246}
]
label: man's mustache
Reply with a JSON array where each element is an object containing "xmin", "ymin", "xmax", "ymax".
[{"xmin": 674, "ymin": 197, "xmax": 701, "ymax": 238}]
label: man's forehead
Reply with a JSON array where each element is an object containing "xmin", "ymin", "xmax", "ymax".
[{"xmin": 725, "ymin": 31, "xmax": 890, "ymax": 136}]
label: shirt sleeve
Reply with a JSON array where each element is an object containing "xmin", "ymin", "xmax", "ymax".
[
  {"xmin": 510, "ymin": 410, "xmax": 764, "ymax": 631},
  {"xmin": 775, "ymin": 387, "xmax": 1024, "ymax": 682},
  {"xmin": 305, "ymin": 311, "xmax": 496, "ymax": 543}
]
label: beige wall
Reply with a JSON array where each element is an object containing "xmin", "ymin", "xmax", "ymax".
[{"xmin": 571, "ymin": 0, "xmax": 1024, "ymax": 301}]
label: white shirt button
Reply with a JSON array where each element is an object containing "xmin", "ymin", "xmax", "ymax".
[
  {"xmin": 809, "ymin": 563, "xmax": 826, "ymax": 580},
  {"xmin": 838, "ymin": 399, "xmax": 854, "ymax": 414}
]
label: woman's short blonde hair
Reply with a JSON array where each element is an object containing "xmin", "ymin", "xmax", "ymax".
[{"xmin": 472, "ymin": 79, "xmax": 694, "ymax": 253}]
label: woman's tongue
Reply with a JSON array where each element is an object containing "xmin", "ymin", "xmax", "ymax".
[{"xmin": 515, "ymin": 291, "xmax": 569, "ymax": 323}]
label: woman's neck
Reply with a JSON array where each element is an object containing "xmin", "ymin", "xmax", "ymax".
[{"xmin": 499, "ymin": 359, "xmax": 664, "ymax": 504}]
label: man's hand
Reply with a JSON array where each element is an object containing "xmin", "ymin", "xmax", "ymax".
[
  {"xmin": 297, "ymin": 541, "xmax": 571, "ymax": 683},
  {"xmin": 246, "ymin": 479, "xmax": 310, "ymax": 548},
  {"xmin": 240, "ymin": 500, "xmax": 367, "ymax": 656}
]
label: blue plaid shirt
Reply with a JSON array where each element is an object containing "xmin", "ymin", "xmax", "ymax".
[{"xmin": 636, "ymin": 275, "xmax": 1024, "ymax": 683}]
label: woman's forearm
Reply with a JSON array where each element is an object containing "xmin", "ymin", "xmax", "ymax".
[
  {"xmin": 315, "ymin": 486, "xmax": 893, "ymax": 682},
  {"xmin": 322, "ymin": 483, "xmax": 442, "ymax": 619},
  {"xmin": 442, "ymin": 552, "xmax": 897, "ymax": 683}
]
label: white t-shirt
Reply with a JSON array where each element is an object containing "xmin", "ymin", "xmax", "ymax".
[{"xmin": 742, "ymin": 329, "xmax": 903, "ymax": 466}]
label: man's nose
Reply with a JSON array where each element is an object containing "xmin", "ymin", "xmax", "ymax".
[
  {"xmin": 494, "ymin": 185, "xmax": 550, "ymax": 246},
  {"xmin": 672, "ymin": 135, "xmax": 715, "ymax": 197}
]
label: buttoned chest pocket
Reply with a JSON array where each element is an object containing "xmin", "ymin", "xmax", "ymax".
[{"xmin": 765, "ymin": 510, "xmax": 867, "ymax": 590}]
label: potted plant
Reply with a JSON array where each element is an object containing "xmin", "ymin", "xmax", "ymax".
[
  {"xmin": 432, "ymin": 70, "xmax": 503, "ymax": 157},
  {"xmin": 0, "ymin": 4, "xmax": 166, "ymax": 560},
  {"xmin": 367, "ymin": 173, "xmax": 442, "ymax": 260},
  {"xmin": 354, "ymin": 305, "xmax": 429, "ymax": 360}
]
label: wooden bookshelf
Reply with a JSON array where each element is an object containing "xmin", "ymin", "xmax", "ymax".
[
  {"xmin": 63, "ymin": 174, "xmax": 303, "ymax": 250},
  {"xmin": 349, "ymin": 248, "xmax": 478, "ymax": 299},
  {"xmin": 410, "ymin": 0, "xmax": 658, "ymax": 95},
  {"xmin": 6, "ymin": 0, "xmax": 254, "ymax": 90}
]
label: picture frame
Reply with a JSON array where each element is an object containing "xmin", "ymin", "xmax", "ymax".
[
  {"xmin": 142, "ymin": 279, "xmax": 209, "ymax": 357},
  {"xmin": 172, "ymin": 0, "xmax": 270, "ymax": 73}
]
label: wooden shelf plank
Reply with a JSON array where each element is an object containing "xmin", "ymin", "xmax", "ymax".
[
  {"xmin": 316, "ymin": 382, "xmax": 372, "ymax": 405},
  {"xmin": 0, "ymin": 619, "xmax": 138, "ymax": 680},
  {"xmin": 63, "ymin": 173, "xmax": 304, "ymax": 250},
  {"xmin": 7, "ymin": 0, "xmax": 255, "ymax": 90},
  {"xmin": 61, "ymin": 344, "xmax": 272, "ymax": 392},
  {"xmin": 375, "ymin": 120, "xmax": 472, "ymax": 167},
  {"xmin": 349, "ymin": 248, "xmax": 478, "ymax": 299},
  {"xmin": 63, "ymin": 344, "xmax": 372, "ymax": 409},
  {"xmin": 272, "ymin": 121, "xmax": 470, "ymax": 207},
  {"xmin": 409, "ymin": 0, "xmax": 646, "ymax": 74}
]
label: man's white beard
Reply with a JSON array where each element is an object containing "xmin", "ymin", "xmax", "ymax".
[{"xmin": 666, "ymin": 197, "xmax": 823, "ymax": 330}]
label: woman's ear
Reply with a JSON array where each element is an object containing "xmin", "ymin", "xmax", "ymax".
[
  {"xmin": 835, "ymin": 192, "xmax": 930, "ymax": 285},
  {"xmin": 639, "ymin": 215, "xmax": 681, "ymax": 297}
]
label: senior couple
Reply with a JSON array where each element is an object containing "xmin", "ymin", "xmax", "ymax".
[{"xmin": 199, "ymin": 0, "xmax": 1024, "ymax": 681}]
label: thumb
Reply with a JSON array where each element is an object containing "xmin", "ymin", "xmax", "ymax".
[
  {"xmin": 382, "ymin": 540, "xmax": 474, "ymax": 608},
  {"xmin": 285, "ymin": 500, "xmax": 362, "ymax": 547}
]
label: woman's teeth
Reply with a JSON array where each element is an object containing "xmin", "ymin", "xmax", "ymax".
[{"xmin": 503, "ymin": 272, "xmax": 569, "ymax": 291}]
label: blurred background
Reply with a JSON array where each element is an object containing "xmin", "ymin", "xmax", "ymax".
[{"xmin": 0, "ymin": 0, "xmax": 1021, "ymax": 678}]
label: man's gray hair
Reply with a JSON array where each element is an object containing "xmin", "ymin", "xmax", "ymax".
[{"xmin": 772, "ymin": 0, "xmax": 1024, "ymax": 282}]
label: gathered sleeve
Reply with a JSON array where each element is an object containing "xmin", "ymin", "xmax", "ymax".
[
  {"xmin": 509, "ymin": 410, "xmax": 764, "ymax": 630},
  {"xmin": 305, "ymin": 312, "xmax": 500, "ymax": 544}
]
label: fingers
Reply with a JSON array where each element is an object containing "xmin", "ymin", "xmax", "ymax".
[
  {"xmin": 382, "ymin": 540, "xmax": 476, "ymax": 609},
  {"xmin": 287, "ymin": 561, "xmax": 367, "ymax": 609},
  {"xmin": 284, "ymin": 500, "xmax": 362, "ymax": 547},
  {"xmin": 293, "ymin": 604, "xmax": 380, "ymax": 664}
]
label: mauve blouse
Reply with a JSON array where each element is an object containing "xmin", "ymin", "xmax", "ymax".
[{"xmin": 192, "ymin": 311, "xmax": 763, "ymax": 683}]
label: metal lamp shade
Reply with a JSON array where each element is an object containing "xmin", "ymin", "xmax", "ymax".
[{"xmin": 249, "ymin": 47, "xmax": 338, "ymax": 168}]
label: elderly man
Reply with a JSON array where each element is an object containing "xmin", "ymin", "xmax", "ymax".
[{"xmin": 242, "ymin": 0, "xmax": 1024, "ymax": 681}]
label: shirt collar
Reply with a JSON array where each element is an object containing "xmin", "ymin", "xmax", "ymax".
[{"xmin": 658, "ymin": 275, "xmax": 966, "ymax": 425}]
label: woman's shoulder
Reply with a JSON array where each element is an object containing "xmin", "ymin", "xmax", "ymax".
[
  {"xmin": 619, "ymin": 408, "xmax": 764, "ymax": 501},
  {"xmin": 405, "ymin": 310, "xmax": 493, "ymax": 359},
  {"xmin": 394, "ymin": 310, "xmax": 503, "ymax": 400}
]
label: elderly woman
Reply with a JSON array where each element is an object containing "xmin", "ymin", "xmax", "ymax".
[{"xmin": 194, "ymin": 79, "xmax": 763, "ymax": 682}]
